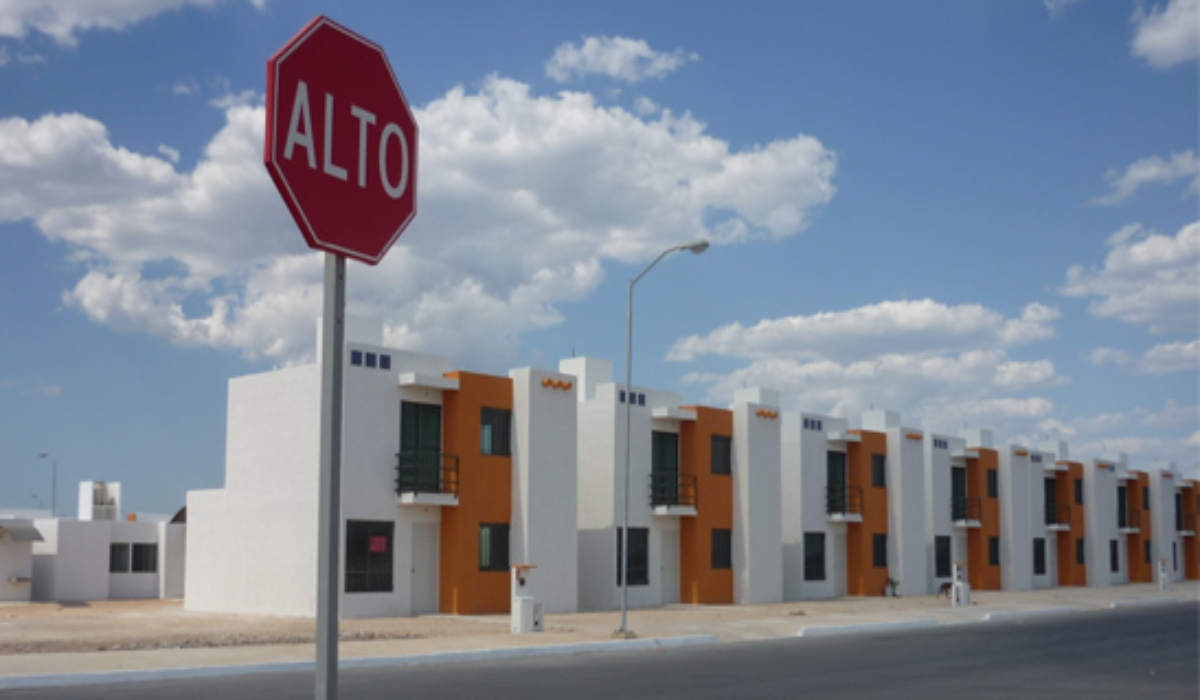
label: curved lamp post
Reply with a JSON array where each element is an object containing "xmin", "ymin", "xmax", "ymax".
[
  {"xmin": 618, "ymin": 239, "xmax": 709, "ymax": 637},
  {"xmin": 38, "ymin": 452, "xmax": 57, "ymax": 517}
]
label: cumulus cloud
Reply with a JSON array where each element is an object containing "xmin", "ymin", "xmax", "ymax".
[
  {"xmin": 668, "ymin": 299, "xmax": 1058, "ymax": 363},
  {"xmin": 1088, "ymin": 347, "xmax": 1134, "ymax": 368},
  {"xmin": 1093, "ymin": 150, "xmax": 1199, "ymax": 205},
  {"xmin": 0, "ymin": 0, "xmax": 233, "ymax": 46},
  {"xmin": 1062, "ymin": 221, "xmax": 1199, "ymax": 335},
  {"xmin": 1136, "ymin": 338, "xmax": 1199, "ymax": 374},
  {"xmin": 1, "ymin": 75, "xmax": 835, "ymax": 368},
  {"xmin": 546, "ymin": 36, "xmax": 699, "ymax": 83},
  {"xmin": 1044, "ymin": 0, "xmax": 1084, "ymax": 18},
  {"xmin": 1131, "ymin": 0, "xmax": 1200, "ymax": 68}
]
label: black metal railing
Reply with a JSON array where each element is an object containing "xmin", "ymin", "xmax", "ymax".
[
  {"xmin": 650, "ymin": 472, "xmax": 698, "ymax": 508},
  {"xmin": 1045, "ymin": 501, "xmax": 1071, "ymax": 527},
  {"xmin": 395, "ymin": 451, "xmax": 459, "ymax": 497},
  {"xmin": 952, "ymin": 496, "xmax": 982, "ymax": 522},
  {"xmin": 826, "ymin": 484, "xmax": 864, "ymax": 517}
]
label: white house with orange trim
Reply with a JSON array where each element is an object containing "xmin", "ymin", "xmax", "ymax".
[{"xmin": 862, "ymin": 410, "xmax": 930, "ymax": 597}]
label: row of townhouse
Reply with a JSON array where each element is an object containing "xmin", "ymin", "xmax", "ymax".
[{"xmin": 184, "ymin": 319, "xmax": 1200, "ymax": 618}]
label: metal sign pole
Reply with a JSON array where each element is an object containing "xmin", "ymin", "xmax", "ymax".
[{"xmin": 316, "ymin": 252, "xmax": 346, "ymax": 700}]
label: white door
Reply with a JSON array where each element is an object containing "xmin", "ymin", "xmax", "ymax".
[
  {"xmin": 411, "ymin": 522, "xmax": 438, "ymax": 614},
  {"xmin": 660, "ymin": 530, "xmax": 680, "ymax": 604}
]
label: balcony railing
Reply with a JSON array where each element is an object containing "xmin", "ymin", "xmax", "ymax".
[
  {"xmin": 826, "ymin": 484, "xmax": 864, "ymax": 517},
  {"xmin": 1118, "ymin": 508, "xmax": 1140, "ymax": 530},
  {"xmin": 1045, "ymin": 501, "xmax": 1071, "ymax": 527},
  {"xmin": 395, "ymin": 451, "xmax": 459, "ymax": 497},
  {"xmin": 952, "ymin": 496, "xmax": 982, "ymax": 523},
  {"xmin": 650, "ymin": 472, "xmax": 698, "ymax": 509}
]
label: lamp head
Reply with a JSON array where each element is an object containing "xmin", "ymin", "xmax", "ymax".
[{"xmin": 681, "ymin": 239, "xmax": 710, "ymax": 254}]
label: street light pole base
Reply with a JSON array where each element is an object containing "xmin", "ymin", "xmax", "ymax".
[{"xmin": 612, "ymin": 629, "xmax": 638, "ymax": 639}]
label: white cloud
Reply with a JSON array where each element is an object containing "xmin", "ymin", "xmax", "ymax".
[
  {"xmin": 1062, "ymin": 221, "xmax": 1200, "ymax": 334},
  {"xmin": 1, "ymin": 75, "xmax": 835, "ymax": 369},
  {"xmin": 1093, "ymin": 150, "xmax": 1199, "ymax": 205},
  {"xmin": 0, "ymin": 0, "xmax": 232, "ymax": 46},
  {"xmin": 1136, "ymin": 338, "xmax": 1199, "ymax": 374},
  {"xmin": 546, "ymin": 36, "xmax": 699, "ymax": 83},
  {"xmin": 1088, "ymin": 346, "xmax": 1134, "ymax": 368},
  {"xmin": 1131, "ymin": 0, "xmax": 1200, "ymax": 69},
  {"xmin": 668, "ymin": 299, "xmax": 1058, "ymax": 363},
  {"xmin": 156, "ymin": 144, "xmax": 180, "ymax": 163},
  {"xmin": 1140, "ymin": 399, "xmax": 1199, "ymax": 427},
  {"xmin": 172, "ymin": 80, "xmax": 198, "ymax": 96},
  {"xmin": 1044, "ymin": 0, "xmax": 1084, "ymax": 18}
]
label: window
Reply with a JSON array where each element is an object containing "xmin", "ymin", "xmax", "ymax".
[
  {"xmin": 1173, "ymin": 542, "xmax": 1178, "ymax": 571},
  {"xmin": 711, "ymin": 435, "xmax": 732, "ymax": 475},
  {"xmin": 987, "ymin": 469, "xmax": 999, "ymax": 499},
  {"xmin": 365, "ymin": 352, "xmax": 377, "ymax": 368},
  {"xmin": 711, "ymin": 529, "xmax": 732, "ymax": 570},
  {"xmin": 935, "ymin": 536, "xmax": 951, "ymax": 578},
  {"xmin": 872, "ymin": 533, "xmax": 887, "ymax": 569},
  {"xmin": 804, "ymin": 532, "xmax": 826, "ymax": 581},
  {"xmin": 346, "ymin": 520, "xmax": 393, "ymax": 593},
  {"xmin": 132, "ymin": 543, "xmax": 157, "ymax": 573},
  {"xmin": 479, "ymin": 523, "xmax": 510, "ymax": 572},
  {"xmin": 1076, "ymin": 538, "xmax": 1085, "ymax": 565},
  {"xmin": 617, "ymin": 528, "xmax": 649, "ymax": 586},
  {"xmin": 379, "ymin": 354, "xmax": 391, "ymax": 370},
  {"xmin": 1145, "ymin": 540, "xmax": 1152, "ymax": 564},
  {"xmin": 1074, "ymin": 478, "xmax": 1083, "ymax": 505},
  {"xmin": 1143, "ymin": 487, "xmax": 1149, "ymax": 511},
  {"xmin": 1110, "ymin": 539, "xmax": 1119, "ymax": 573},
  {"xmin": 480, "ymin": 407, "xmax": 512, "ymax": 456},
  {"xmin": 109, "ymin": 543, "xmax": 130, "ymax": 573},
  {"xmin": 1033, "ymin": 538, "xmax": 1046, "ymax": 576},
  {"xmin": 1175, "ymin": 493, "xmax": 1183, "ymax": 531},
  {"xmin": 871, "ymin": 454, "xmax": 886, "ymax": 488},
  {"xmin": 988, "ymin": 537, "xmax": 1000, "ymax": 567},
  {"xmin": 350, "ymin": 350, "xmax": 363, "ymax": 366}
]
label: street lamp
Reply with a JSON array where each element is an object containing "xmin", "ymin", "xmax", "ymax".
[
  {"xmin": 38, "ymin": 452, "xmax": 57, "ymax": 517},
  {"xmin": 617, "ymin": 239, "xmax": 709, "ymax": 637}
]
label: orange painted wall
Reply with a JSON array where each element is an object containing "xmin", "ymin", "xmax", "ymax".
[
  {"xmin": 1127, "ymin": 472, "xmax": 1153, "ymax": 583},
  {"xmin": 965, "ymin": 448, "xmax": 1002, "ymax": 591},
  {"xmin": 1183, "ymin": 481, "xmax": 1198, "ymax": 581},
  {"xmin": 679, "ymin": 406, "xmax": 734, "ymax": 604},
  {"xmin": 1056, "ymin": 462, "xmax": 1087, "ymax": 587},
  {"xmin": 845, "ymin": 430, "xmax": 889, "ymax": 597},
  {"xmin": 438, "ymin": 371, "xmax": 513, "ymax": 615}
]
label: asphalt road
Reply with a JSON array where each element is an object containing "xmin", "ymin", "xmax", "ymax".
[{"xmin": 5, "ymin": 602, "xmax": 1197, "ymax": 700}]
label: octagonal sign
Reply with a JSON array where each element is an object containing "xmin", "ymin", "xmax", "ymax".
[{"xmin": 265, "ymin": 16, "xmax": 418, "ymax": 265}]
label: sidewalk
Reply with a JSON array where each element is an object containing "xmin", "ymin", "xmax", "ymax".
[{"xmin": 1, "ymin": 582, "xmax": 1195, "ymax": 689}]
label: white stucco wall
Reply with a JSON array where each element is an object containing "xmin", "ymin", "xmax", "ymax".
[
  {"xmin": 32, "ymin": 519, "xmax": 110, "ymax": 602},
  {"xmin": 1083, "ymin": 458, "xmax": 1122, "ymax": 587},
  {"xmin": 998, "ymin": 447, "xmax": 1033, "ymax": 591},
  {"xmin": 782, "ymin": 413, "xmax": 850, "ymax": 601},
  {"xmin": 863, "ymin": 411, "xmax": 929, "ymax": 596},
  {"xmin": 0, "ymin": 526, "xmax": 35, "ymax": 602},
  {"xmin": 1029, "ymin": 449, "xmax": 1058, "ymax": 589},
  {"xmin": 1150, "ymin": 465, "xmax": 1186, "ymax": 583},
  {"xmin": 732, "ymin": 388, "xmax": 782, "ymax": 605}
]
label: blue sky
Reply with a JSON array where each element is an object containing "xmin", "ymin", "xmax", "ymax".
[{"xmin": 0, "ymin": 0, "xmax": 1196, "ymax": 516}]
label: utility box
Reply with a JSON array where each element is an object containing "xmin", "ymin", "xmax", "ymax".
[
  {"xmin": 511, "ymin": 564, "xmax": 543, "ymax": 634},
  {"xmin": 952, "ymin": 560, "xmax": 971, "ymax": 607}
]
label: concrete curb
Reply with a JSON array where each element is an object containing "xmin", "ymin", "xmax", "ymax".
[
  {"xmin": 1109, "ymin": 598, "xmax": 1193, "ymax": 609},
  {"xmin": 796, "ymin": 618, "xmax": 939, "ymax": 637},
  {"xmin": 982, "ymin": 607, "xmax": 1081, "ymax": 621},
  {"xmin": 0, "ymin": 634, "xmax": 721, "ymax": 691}
]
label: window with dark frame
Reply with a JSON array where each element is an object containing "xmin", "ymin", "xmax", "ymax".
[
  {"xmin": 871, "ymin": 454, "xmax": 886, "ymax": 488},
  {"xmin": 131, "ymin": 543, "xmax": 157, "ymax": 573},
  {"xmin": 617, "ymin": 527, "xmax": 649, "ymax": 586},
  {"xmin": 479, "ymin": 523, "xmax": 510, "ymax": 572},
  {"xmin": 109, "ymin": 543, "xmax": 130, "ymax": 573},
  {"xmin": 804, "ymin": 532, "xmax": 826, "ymax": 581},
  {"xmin": 872, "ymin": 533, "xmax": 887, "ymax": 568},
  {"xmin": 480, "ymin": 407, "xmax": 512, "ymax": 456},
  {"xmin": 711, "ymin": 528, "xmax": 732, "ymax": 570},
  {"xmin": 346, "ymin": 520, "xmax": 394, "ymax": 593},
  {"xmin": 350, "ymin": 350, "xmax": 363, "ymax": 366},
  {"xmin": 988, "ymin": 536, "xmax": 1000, "ymax": 567},
  {"xmin": 1109, "ymin": 539, "xmax": 1119, "ymax": 573},
  {"xmin": 1075, "ymin": 478, "xmax": 1083, "ymax": 505},
  {"xmin": 1145, "ymin": 540, "xmax": 1152, "ymax": 564},
  {"xmin": 1033, "ymin": 538, "xmax": 1046, "ymax": 575},
  {"xmin": 935, "ymin": 536, "xmax": 951, "ymax": 578},
  {"xmin": 1173, "ymin": 542, "xmax": 1178, "ymax": 571},
  {"xmin": 987, "ymin": 469, "xmax": 998, "ymax": 499},
  {"xmin": 1076, "ymin": 538, "xmax": 1085, "ymax": 565},
  {"xmin": 710, "ymin": 435, "xmax": 732, "ymax": 475},
  {"xmin": 1143, "ymin": 486, "xmax": 1149, "ymax": 511}
]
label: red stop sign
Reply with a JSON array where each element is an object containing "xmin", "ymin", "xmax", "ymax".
[{"xmin": 265, "ymin": 16, "xmax": 418, "ymax": 265}]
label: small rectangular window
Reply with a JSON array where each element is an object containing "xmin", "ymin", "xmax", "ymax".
[
  {"xmin": 711, "ymin": 528, "xmax": 732, "ymax": 570},
  {"xmin": 711, "ymin": 435, "xmax": 732, "ymax": 475},
  {"xmin": 479, "ymin": 523, "xmax": 510, "ymax": 572},
  {"xmin": 987, "ymin": 469, "xmax": 999, "ymax": 499},
  {"xmin": 379, "ymin": 354, "xmax": 391, "ymax": 370},
  {"xmin": 1143, "ymin": 487, "xmax": 1149, "ymax": 511},
  {"xmin": 109, "ymin": 543, "xmax": 130, "ymax": 573},
  {"xmin": 872, "ymin": 533, "xmax": 887, "ymax": 569},
  {"xmin": 1145, "ymin": 539, "xmax": 1152, "ymax": 564},
  {"xmin": 1173, "ymin": 542, "xmax": 1178, "ymax": 571},
  {"xmin": 988, "ymin": 536, "xmax": 1000, "ymax": 567},
  {"xmin": 1033, "ymin": 538, "xmax": 1046, "ymax": 576},
  {"xmin": 346, "ymin": 520, "xmax": 394, "ymax": 593},
  {"xmin": 935, "ymin": 536, "xmax": 951, "ymax": 578},
  {"xmin": 350, "ymin": 350, "xmax": 363, "ymax": 366},
  {"xmin": 365, "ymin": 352, "xmax": 377, "ymax": 368},
  {"xmin": 638, "ymin": 393, "xmax": 646, "ymax": 406},
  {"xmin": 1076, "ymin": 538, "xmax": 1085, "ymax": 565},
  {"xmin": 132, "ymin": 543, "xmax": 157, "ymax": 573},
  {"xmin": 1075, "ymin": 478, "xmax": 1083, "ymax": 505},
  {"xmin": 1110, "ymin": 540, "xmax": 1119, "ymax": 573},
  {"xmin": 480, "ymin": 407, "xmax": 512, "ymax": 456},
  {"xmin": 804, "ymin": 532, "xmax": 826, "ymax": 581},
  {"xmin": 871, "ymin": 454, "xmax": 886, "ymax": 488},
  {"xmin": 617, "ymin": 527, "xmax": 649, "ymax": 586}
]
